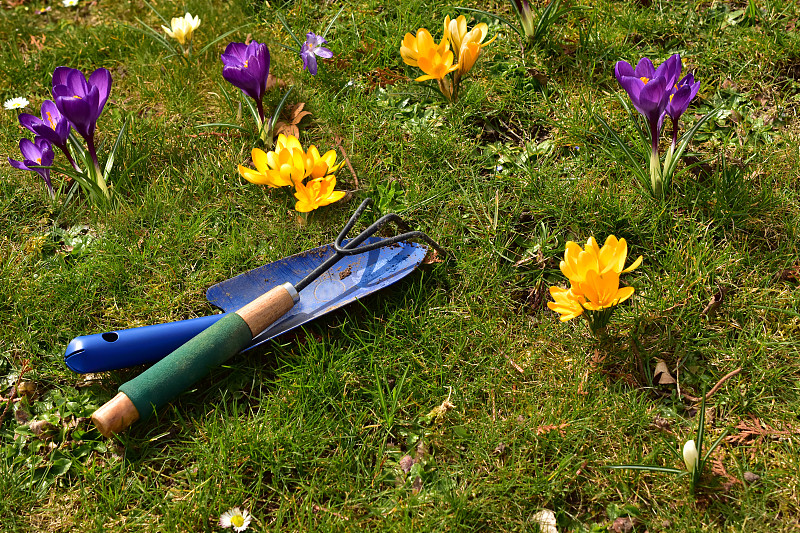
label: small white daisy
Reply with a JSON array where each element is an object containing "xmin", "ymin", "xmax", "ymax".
[
  {"xmin": 219, "ymin": 507, "xmax": 252, "ymax": 532},
  {"xmin": 3, "ymin": 97, "xmax": 29, "ymax": 110},
  {"xmin": 62, "ymin": 0, "xmax": 79, "ymax": 6}
]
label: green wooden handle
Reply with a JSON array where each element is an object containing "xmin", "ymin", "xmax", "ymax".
[
  {"xmin": 119, "ymin": 312, "xmax": 252, "ymax": 420},
  {"xmin": 91, "ymin": 283, "xmax": 299, "ymax": 436}
]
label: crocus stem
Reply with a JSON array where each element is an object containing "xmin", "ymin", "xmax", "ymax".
[
  {"xmin": 255, "ymin": 99, "xmax": 266, "ymax": 129},
  {"xmin": 86, "ymin": 136, "xmax": 100, "ymax": 170},
  {"xmin": 58, "ymin": 145, "xmax": 82, "ymax": 173},
  {"xmin": 648, "ymin": 120, "xmax": 663, "ymax": 198},
  {"xmin": 650, "ymin": 146, "xmax": 662, "ymax": 198},
  {"xmin": 437, "ymin": 78, "xmax": 453, "ymax": 103},
  {"xmin": 671, "ymin": 120, "xmax": 679, "ymax": 152},
  {"xmin": 85, "ymin": 136, "xmax": 111, "ymax": 200}
]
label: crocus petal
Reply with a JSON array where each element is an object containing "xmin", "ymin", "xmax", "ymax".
[
  {"xmin": 667, "ymin": 75, "xmax": 700, "ymax": 121},
  {"xmin": 238, "ymin": 165, "xmax": 271, "ymax": 185},
  {"xmin": 252, "ymin": 148, "xmax": 270, "ymax": 174},
  {"xmin": 221, "ymin": 41, "xmax": 270, "ymax": 103},
  {"xmin": 8, "ymin": 157, "xmax": 28, "ymax": 171},
  {"xmin": 56, "ymin": 96, "xmax": 95, "ymax": 138},
  {"xmin": 302, "ymin": 51, "xmax": 318, "ymax": 75},
  {"xmin": 655, "ymin": 53, "xmax": 682, "ymax": 88},
  {"xmin": 637, "ymin": 76, "xmax": 669, "ymax": 113},
  {"xmin": 51, "ymin": 66, "xmax": 75, "ymax": 90},
  {"xmin": 633, "ymin": 57, "xmax": 655, "ymax": 79},
  {"xmin": 547, "ymin": 286, "xmax": 585, "ymax": 321},
  {"xmin": 617, "ymin": 75, "xmax": 644, "ymax": 104},
  {"xmin": 19, "ymin": 138, "xmax": 42, "ymax": 162},
  {"xmin": 88, "ymin": 68, "xmax": 112, "ymax": 114},
  {"xmin": 622, "ymin": 255, "xmax": 643, "ymax": 273},
  {"xmin": 614, "ymin": 60, "xmax": 636, "ymax": 82},
  {"xmin": 683, "ymin": 440, "xmax": 699, "ymax": 473},
  {"xmin": 314, "ymin": 47, "xmax": 333, "ymax": 59}
]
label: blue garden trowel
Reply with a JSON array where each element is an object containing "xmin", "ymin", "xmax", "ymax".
[{"xmin": 65, "ymin": 199, "xmax": 445, "ymax": 374}]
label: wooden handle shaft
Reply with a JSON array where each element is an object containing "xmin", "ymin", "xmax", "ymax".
[
  {"xmin": 92, "ymin": 392, "xmax": 139, "ymax": 437},
  {"xmin": 91, "ymin": 283, "xmax": 299, "ymax": 436}
]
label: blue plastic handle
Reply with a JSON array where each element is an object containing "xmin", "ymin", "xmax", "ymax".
[{"xmin": 63, "ymin": 314, "xmax": 227, "ymax": 373}]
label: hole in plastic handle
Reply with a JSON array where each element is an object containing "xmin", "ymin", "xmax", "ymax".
[{"xmin": 102, "ymin": 332, "xmax": 119, "ymax": 342}]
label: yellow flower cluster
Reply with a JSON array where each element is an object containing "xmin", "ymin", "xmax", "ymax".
[
  {"xmin": 238, "ymin": 134, "xmax": 346, "ymax": 213},
  {"xmin": 548, "ymin": 235, "xmax": 643, "ymax": 323},
  {"xmin": 400, "ymin": 15, "xmax": 496, "ymax": 102}
]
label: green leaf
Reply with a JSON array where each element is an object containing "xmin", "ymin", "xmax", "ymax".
[
  {"xmin": 196, "ymin": 23, "xmax": 256, "ymax": 56},
  {"xmin": 606, "ymin": 464, "xmax": 686, "ymax": 475},
  {"xmin": 455, "ymin": 6, "xmax": 522, "ymax": 38}
]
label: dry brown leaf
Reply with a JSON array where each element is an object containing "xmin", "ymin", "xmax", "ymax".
[
  {"xmin": 535, "ymin": 423, "xmax": 569, "ymax": 436},
  {"xmin": 411, "ymin": 476, "xmax": 423, "ymax": 495},
  {"xmin": 274, "ymin": 102, "xmax": 312, "ymax": 139},
  {"xmin": 725, "ymin": 416, "xmax": 800, "ymax": 446},
  {"xmin": 265, "ymin": 73, "xmax": 286, "ymax": 92},
  {"xmin": 398, "ymin": 455, "xmax": 414, "ymax": 474},
  {"xmin": 421, "ymin": 248, "xmax": 444, "ymax": 264},
  {"xmin": 701, "ymin": 286, "xmax": 728, "ymax": 316},
  {"xmin": 653, "ymin": 359, "xmax": 676, "ymax": 385},
  {"xmin": 29, "ymin": 419, "xmax": 56, "ymax": 437},
  {"xmin": 610, "ymin": 517, "xmax": 636, "ymax": 533},
  {"xmin": 30, "ymin": 34, "xmax": 46, "ymax": 51}
]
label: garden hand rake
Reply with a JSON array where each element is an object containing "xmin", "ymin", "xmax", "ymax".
[{"xmin": 91, "ymin": 198, "xmax": 446, "ymax": 436}]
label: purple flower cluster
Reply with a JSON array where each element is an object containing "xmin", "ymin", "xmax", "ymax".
[
  {"xmin": 10, "ymin": 66, "xmax": 112, "ymax": 196},
  {"xmin": 614, "ymin": 54, "xmax": 701, "ymax": 151}
]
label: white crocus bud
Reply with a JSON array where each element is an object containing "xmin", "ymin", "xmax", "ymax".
[{"xmin": 683, "ymin": 439, "xmax": 699, "ymax": 473}]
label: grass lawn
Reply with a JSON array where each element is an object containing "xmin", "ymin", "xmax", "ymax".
[{"xmin": 2, "ymin": 0, "xmax": 800, "ymax": 530}]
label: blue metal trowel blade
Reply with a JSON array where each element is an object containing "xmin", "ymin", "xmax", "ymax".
[
  {"xmin": 208, "ymin": 237, "xmax": 427, "ymax": 352},
  {"xmin": 64, "ymin": 237, "xmax": 427, "ymax": 373}
]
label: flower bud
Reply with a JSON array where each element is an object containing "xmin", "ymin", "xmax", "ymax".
[{"xmin": 683, "ymin": 439, "xmax": 699, "ymax": 473}]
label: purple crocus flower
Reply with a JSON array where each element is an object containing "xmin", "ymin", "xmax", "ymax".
[
  {"xmin": 18, "ymin": 100, "xmax": 82, "ymax": 172},
  {"xmin": 221, "ymin": 41, "xmax": 270, "ymax": 122},
  {"xmin": 52, "ymin": 66, "xmax": 112, "ymax": 167},
  {"xmin": 300, "ymin": 33, "xmax": 333, "ymax": 76},
  {"xmin": 9, "ymin": 136, "xmax": 56, "ymax": 196},
  {"xmin": 666, "ymin": 73, "xmax": 701, "ymax": 147},
  {"xmin": 615, "ymin": 54, "xmax": 682, "ymax": 154},
  {"xmin": 18, "ymin": 100, "xmax": 71, "ymax": 150}
]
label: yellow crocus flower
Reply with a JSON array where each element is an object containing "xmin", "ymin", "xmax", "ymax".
[
  {"xmin": 560, "ymin": 235, "xmax": 642, "ymax": 287},
  {"xmin": 547, "ymin": 287, "xmax": 585, "ymax": 321},
  {"xmin": 579, "ymin": 270, "xmax": 635, "ymax": 311},
  {"xmin": 444, "ymin": 15, "xmax": 497, "ymax": 76},
  {"xmin": 162, "ymin": 12, "xmax": 201, "ymax": 46},
  {"xmin": 400, "ymin": 28, "xmax": 448, "ymax": 67},
  {"xmin": 305, "ymin": 145, "xmax": 344, "ymax": 179},
  {"xmin": 416, "ymin": 46, "xmax": 459, "ymax": 81},
  {"xmin": 444, "ymin": 15, "xmax": 469, "ymax": 52},
  {"xmin": 238, "ymin": 139, "xmax": 305, "ymax": 188},
  {"xmin": 294, "ymin": 175, "xmax": 346, "ymax": 212}
]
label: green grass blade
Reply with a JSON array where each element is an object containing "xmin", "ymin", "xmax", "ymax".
[
  {"xmin": 702, "ymin": 427, "xmax": 731, "ymax": 463},
  {"xmin": 194, "ymin": 122, "xmax": 249, "ymax": 131},
  {"xmin": 142, "ymin": 0, "xmax": 170, "ymax": 24},
  {"xmin": 455, "ymin": 6, "xmax": 523, "ymax": 38},
  {"xmin": 196, "ymin": 23, "xmax": 256, "ymax": 56},
  {"xmin": 607, "ymin": 464, "xmax": 685, "ymax": 475},
  {"xmin": 103, "ymin": 116, "xmax": 129, "ymax": 181},
  {"xmin": 275, "ymin": 10, "xmax": 304, "ymax": 49},
  {"xmin": 321, "ymin": 5, "xmax": 346, "ymax": 39}
]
